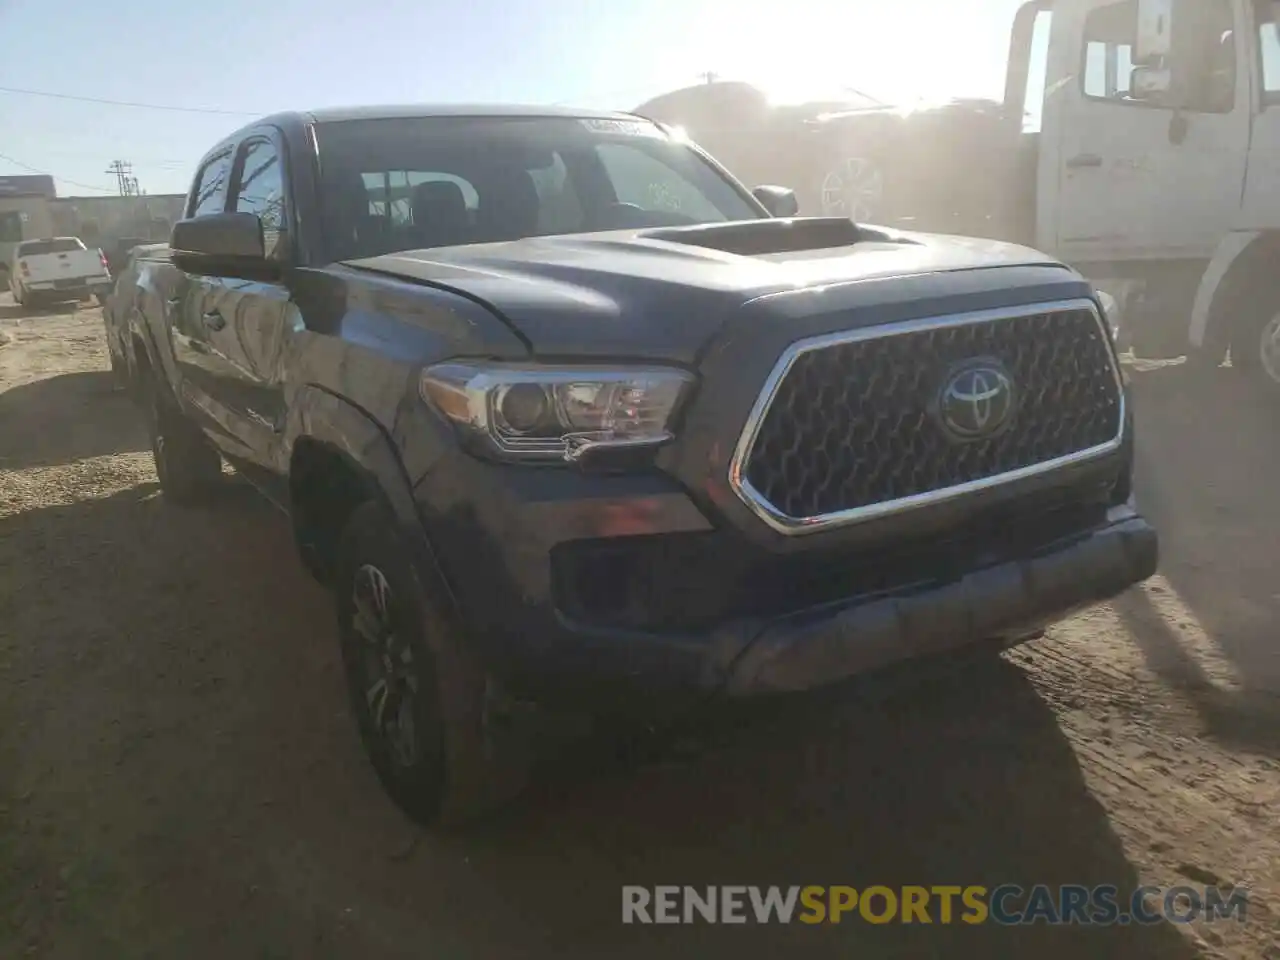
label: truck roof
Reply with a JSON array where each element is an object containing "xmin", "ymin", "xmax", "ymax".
[
  {"xmin": 301, "ymin": 103, "xmax": 641, "ymax": 124},
  {"xmin": 204, "ymin": 103, "xmax": 650, "ymax": 161}
]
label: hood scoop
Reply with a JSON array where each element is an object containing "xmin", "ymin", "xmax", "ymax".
[{"xmin": 640, "ymin": 217, "xmax": 916, "ymax": 257}]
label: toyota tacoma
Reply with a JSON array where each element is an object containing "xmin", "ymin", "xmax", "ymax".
[{"xmin": 117, "ymin": 104, "xmax": 1157, "ymax": 826}]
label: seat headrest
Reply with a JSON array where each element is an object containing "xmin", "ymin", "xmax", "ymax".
[
  {"xmin": 412, "ymin": 180, "xmax": 468, "ymax": 224},
  {"xmin": 477, "ymin": 170, "xmax": 541, "ymax": 240}
]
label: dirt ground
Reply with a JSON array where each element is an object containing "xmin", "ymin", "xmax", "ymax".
[{"xmin": 1, "ymin": 295, "xmax": 1278, "ymax": 960}]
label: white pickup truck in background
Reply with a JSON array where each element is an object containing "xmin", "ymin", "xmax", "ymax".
[{"xmin": 8, "ymin": 237, "xmax": 112, "ymax": 308}]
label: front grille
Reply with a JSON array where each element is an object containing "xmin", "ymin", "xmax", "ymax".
[{"xmin": 734, "ymin": 300, "xmax": 1123, "ymax": 531}]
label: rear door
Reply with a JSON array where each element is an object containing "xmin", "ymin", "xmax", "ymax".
[
  {"xmin": 200, "ymin": 132, "xmax": 297, "ymax": 480},
  {"xmin": 1044, "ymin": 0, "xmax": 1252, "ymax": 264}
]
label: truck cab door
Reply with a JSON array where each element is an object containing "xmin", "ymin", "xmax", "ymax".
[
  {"xmin": 167, "ymin": 148, "xmax": 247, "ymax": 448},
  {"xmin": 199, "ymin": 134, "xmax": 296, "ymax": 487},
  {"xmin": 1041, "ymin": 0, "xmax": 1252, "ymax": 265}
]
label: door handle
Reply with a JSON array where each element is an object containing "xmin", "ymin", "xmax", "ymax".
[
  {"xmin": 1066, "ymin": 153, "xmax": 1103, "ymax": 169},
  {"xmin": 202, "ymin": 309, "xmax": 226, "ymax": 332}
]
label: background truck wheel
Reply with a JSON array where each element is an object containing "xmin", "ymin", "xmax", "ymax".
[
  {"xmin": 1238, "ymin": 308, "xmax": 1280, "ymax": 394},
  {"xmin": 334, "ymin": 500, "xmax": 531, "ymax": 828},
  {"xmin": 142, "ymin": 375, "xmax": 222, "ymax": 503}
]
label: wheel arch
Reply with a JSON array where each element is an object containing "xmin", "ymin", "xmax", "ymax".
[
  {"xmin": 1190, "ymin": 231, "xmax": 1280, "ymax": 359},
  {"xmin": 284, "ymin": 385, "xmax": 460, "ymax": 617}
]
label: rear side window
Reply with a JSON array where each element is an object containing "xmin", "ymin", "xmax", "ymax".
[
  {"xmin": 190, "ymin": 150, "xmax": 233, "ymax": 217},
  {"xmin": 18, "ymin": 238, "xmax": 84, "ymax": 256}
]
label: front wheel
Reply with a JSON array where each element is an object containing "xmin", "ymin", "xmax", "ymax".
[{"xmin": 335, "ymin": 500, "xmax": 531, "ymax": 827}]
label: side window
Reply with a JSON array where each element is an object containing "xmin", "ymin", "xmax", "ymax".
[
  {"xmin": 190, "ymin": 151, "xmax": 232, "ymax": 217},
  {"xmin": 1081, "ymin": 0, "xmax": 1236, "ymax": 113},
  {"xmin": 233, "ymin": 139, "xmax": 287, "ymax": 257},
  {"xmin": 594, "ymin": 143, "xmax": 728, "ymax": 221},
  {"xmin": 1262, "ymin": 11, "xmax": 1280, "ymax": 101},
  {"xmin": 1022, "ymin": 9, "xmax": 1053, "ymax": 133}
]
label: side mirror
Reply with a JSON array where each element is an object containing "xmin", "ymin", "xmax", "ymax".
[
  {"xmin": 752, "ymin": 185, "xmax": 800, "ymax": 218},
  {"xmin": 170, "ymin": 212, "xmax": 275, "ymax": 278}
]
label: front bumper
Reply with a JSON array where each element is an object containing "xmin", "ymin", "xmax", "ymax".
[
  {"xmin": 414, "ymin": 437, "xmax": 1155, "ymax": 705},
  {"xmin": 721, "ymin": 509, "xmax": 1155, "ymax": 695}
]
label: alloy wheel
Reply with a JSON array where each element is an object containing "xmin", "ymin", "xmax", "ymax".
[
  {"xmin": 820, "ymin": 157, "xmax": 885, "ymax": 221},
  {"xmin": 351, "ymin": 563, "xmax": 421, "ymax": 769},
  {"xmin": 1259, "ymin": 312, "xmax": 1280, "ymax": 386}
]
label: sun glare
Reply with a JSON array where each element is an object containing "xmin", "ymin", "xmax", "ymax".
[{"xmin": 698, "ymin": 0, "xmax": 1021, "ymax": 108}]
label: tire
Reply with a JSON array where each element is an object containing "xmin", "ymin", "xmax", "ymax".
[
  {"xmin": 107, "ymin": 346, "xmax": 130, "ymax": 390},
  {"xmin": 334, "ymin": 500, "xmax": 531, "ymax": 827},
  {"xmin": 141, "ymin": 373, "xmax": 222, "ymax": 503},
  {"xmin": 1236, "ymin": 307, "xmax": 1280, "ymax": 395}
]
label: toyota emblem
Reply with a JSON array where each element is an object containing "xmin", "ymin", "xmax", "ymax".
[{"xmin": 937, "ymin": 359, "xmax": 1016, "ymax": 441}]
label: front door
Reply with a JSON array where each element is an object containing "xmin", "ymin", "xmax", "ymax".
[
  {"xmin": 166, "ymin": 147, "xmax": 250, "ymax": 452},
  {"xmin": 1044, "ymin": 0, "xmax": 1252, "ymax": 265},
  {"xmin": 199, "ymin": 133, "xmax": 295, "ymax": 485}
]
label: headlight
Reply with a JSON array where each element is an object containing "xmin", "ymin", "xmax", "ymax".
[{"xmin": 420, "ymin": 362, "xmax": 695, "ymax": 462}]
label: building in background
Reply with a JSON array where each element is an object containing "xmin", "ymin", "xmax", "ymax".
[
  {"xmin": 49, "ymin": 194, "xmax": 185, "ymax": 249},
  {"xmin": 1, "ymin": 174, "xmax": 185, "ymax": 286},
  {"xmin": 1, "ymin": 176, "xmax": 58, "ymax": 283}
]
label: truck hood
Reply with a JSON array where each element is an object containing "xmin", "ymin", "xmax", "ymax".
[{"xmin": 343, "ymin": 220, "xmax": 1070, "ymax": 363}]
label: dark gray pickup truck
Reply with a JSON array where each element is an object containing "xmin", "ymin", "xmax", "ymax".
[{"xmin": 118, "ymin": 104, "xmax": 1157, "ymax": 826}]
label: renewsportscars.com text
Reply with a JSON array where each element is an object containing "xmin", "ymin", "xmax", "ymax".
[{"xmin": 621, "ymin": 884, "xmax": 1249, "ymax": 926}]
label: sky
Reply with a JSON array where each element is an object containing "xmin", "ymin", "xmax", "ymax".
[{"xmin": 0, "ymin": 0, "xmax": 1027, "ymax": 197}]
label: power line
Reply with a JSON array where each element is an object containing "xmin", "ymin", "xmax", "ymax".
[
  {"xmin": 0, "ymin": 84, "xmax": 257, "ymax": 117},
  {"xmin": 0, "ymin": 151, "xmax": 115, "ymax": 193}
]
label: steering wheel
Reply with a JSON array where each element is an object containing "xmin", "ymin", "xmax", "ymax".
[
  {"xmin": 600, "ymin": 202, "xmax": 700, "ymax": 229},
  {"xmin": 599, "ymin": 202, "xmax": 647, "ymax": 227}
]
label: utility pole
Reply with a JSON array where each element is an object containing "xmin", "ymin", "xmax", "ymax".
[{"xmin": 105, "ymin": 160, "xmax": 136, "ymax": 196}]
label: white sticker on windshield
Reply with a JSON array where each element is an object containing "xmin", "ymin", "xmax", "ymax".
[{"xmin": 578, "ymin": 118, "xmax": 664, "ymax": 138}]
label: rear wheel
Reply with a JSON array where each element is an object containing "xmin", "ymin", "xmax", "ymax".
[
  {"xmin": 142, "ymin": 373, "xmax": 222, "ymax": 503},
  {"xmin": 107, "ymin": 346, "xmax": 129, "ymax": 391},
  {"xmin": 335, "ymin": 500, "xmax": 531, "ymax": 827}
]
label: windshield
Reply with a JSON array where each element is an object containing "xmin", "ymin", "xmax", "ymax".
[
  {"xmin": 314, "ymin": 115, "xmax": 762, "ymax": 261},
  {"xmin": 17, "ymin": 238, "xmax": 83, "ymax": 256}
]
